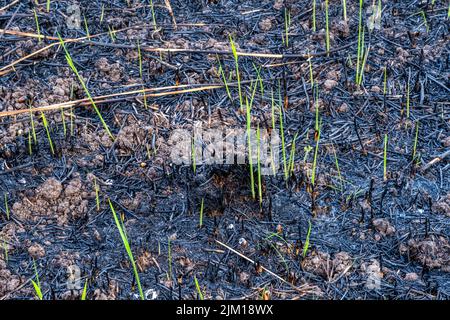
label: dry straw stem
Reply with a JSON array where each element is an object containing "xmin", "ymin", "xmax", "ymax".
[
  {"xmin": 0, "ymin": 79, "xmax": 265, "ymax": 119},
  {"xmin": 164, "ymin": 0, "xmax": 177, "ymax": 30},
  {"xmin": 0, "ymin": 0, "xmax": 19, "ymax": 13},
  {"xmin": 215, "ymin": 240, "xmax": 322, "ymax": 297}
]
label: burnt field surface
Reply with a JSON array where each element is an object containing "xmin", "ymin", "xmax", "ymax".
[{"xmin": 0, "ymin": 0, "xmax": 449, "ymax": 300}]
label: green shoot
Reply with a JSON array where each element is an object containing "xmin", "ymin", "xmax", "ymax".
[
  {"xmin": 199, "ymin": 198, "xmax": 204, "ymax": 228},
  {"xmin": 314, "ymin": 85, "xmax": 319, "ymax": 133},
  {"xmin": 4, "ymin": 193, "xmax": 9, "ymax": 220},
  {"xmin": 41, "ymin": 112, "xmax": 55, "ymax": 155},
  {"xmin": 46, "ymin": 0, "xmax": 50, "ymax": 12},
  {"xmin": 412, "ymin": 121, "xmax": 419, "ymax": 162},
  {"xmin": 33, "ymin": 9, "xmax": 41, "ymax": 42},
  {"xmin": 252, "ymin": 63, "xmax": 264, "ymax": 96},
  {"xmin": 342, "ymin": 0, "xmax": 347, "ymax": 21},
  {"xmin": 137, "ymin": 40, "xmax": 143, "ymax": 78},
  {"xmin": 150, "ymin": 0, "xmax": 158, "ymax": 31},
  {"xmin": 312, "ymin": 0, "xmax": 316, "ymax": 32},
  {"xmin": 420, "ymin": 10, "xmax": 429, "ymax": 33},
  {"xmin": 308, "ymin": 55, "xmax": 314, "ymax": 88},
  {"xmin": 256, "ymin": 124, "xmax": 262, "ymax": 205},
  {"xmin": 270, "ymin": 89, "xmax": 277, "ymax": 176},
  {"xmin": 58, "ymin": 34, "xmax": 114, "ymax": 140},
  {"xmin": 81, "ymin": 279, "xmax": 88, "ymax": 300},
  {"xmin": 229, "ymin": 36, "xmax": 243, "ymax": 110},
  {"xmin": 383, "ymin": 134, "xmax": 388, "ymax": 181},
  {"xmin": 28, "ymin": 132, "xmax": 32, "ymax": 155},
  {"xmin": 83, "ymin": 15, "xmax": 90, "ymax": 40},
  {"xmin": 248, "ymin": 79, "xmax": 258, "ymax": 108},
  {"xmin": 283, "ymin": 7, "xmax": 291, "ymax": 47},
  {"xmin": 271, "ymin": 89, "xmax": 276, "ymax": 130},
  {"xmin": 302, "ymin": 220, "xmax": 312, "ymax": 258},
  {"xmin": 94, "ymin": 177, "xmax": 100, "ymax": 211},
  {"xmin": 194, "ymin": 276, "xmax": 204, "ymax": 300},
  {"xmin": 245, "ymin": 97, "xmax": 256, "ymax": 199},
  {"xmin": 311, "ymin": 120, "xmax": 321, "ymax": 186},
  {"xmin": 217, "ymin": 56, "xmax": 232, "ymax": 102},
  {"xmin": 60, "ymin": 108, "xmax": 66, "ymax": 136},
  {"xmin": 356, "ymin": 0, "xmax": 364, "ymax": 84},
  {"xmin": 333, "ymin": 146, "xmax": 343, "ymax": 191},
  {"xmin": 31, "ymin": 259, "xmax": 43, "ymax": 300},
  {"xmin": 108, "ymin": 200, "xmax": 144, "ymax": 300},
  {"xmin": 325, "ymin": 0, "xmax": 330, "ymax": 55},
  {"xmin": 288, "ymin": 132, "xmax": 298, "ymax": 177},
  {"xmin": 279, "ymin": 105, "xmax": 288, "ymax": 181},
  {"xmin": 358, "ymin": 39, "xmax": 370, "ymax": 85},
  {"xmin": 100, "ymin": 4, "xmax": 105, "ymax": 23},
  {"xmin": 146, "ymin": 143, "xmax": 152, "ymax": 159},
  {"xmin": 108, "ymin": 25, "xmax": 116, "ymax": 42},
  {"xmin": 69, "ymin": 106, "xmax": 75, "ymax": 136},
  {"xmin": 137, "ymin": 86, "xmax": 146, "ymax": 110}
]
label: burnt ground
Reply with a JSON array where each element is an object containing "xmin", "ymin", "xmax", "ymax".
[{"xmin": 0, "ymin": 0, "xmax": 449, "ymax": 300}]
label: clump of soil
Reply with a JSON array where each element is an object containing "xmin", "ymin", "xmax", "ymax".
[
  {"xmin": 400, "ymin": 236, "xmax": 450, "ymax": 272},
  {"xmin": 0, "ymin": 222, "xmax": 25, "ymax": 252},
  {"xmin": 51, "ymin": 251, "xmax": 81, "ymax": 269},
  {"xmin": 432, "ymin": 193, "xmax": 450, "ymax": 217},
  {"xmin": 302, "ymin": 251, "xmax": 353, "ymax": 280},
  {"xmin": 95, "ymin": 57, "xmax": 123, "ymax": 82},
  {"xmin": 27, "ymin": 243, "xmax": 46, "ymax": 259},
  {"xmin": 372, "ymin": 218, "xmax": 396, "ymax": 237},
  {"xmin": 0, "ymin": 257, "xmax": 27, "ymax": 298},
  {"xmin": 115, "ymin": 117, "xmax": 152, "ymax": 155},
  {"xmin": 12, "ymin": 175, "xmax": 94, "ymax": 225}
]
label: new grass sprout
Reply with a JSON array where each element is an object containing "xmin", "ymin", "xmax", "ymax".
[
  {"xmin": 194, "ymin": 276, "xmax": 204, "ymax": 300},
  {"xmin": 311, "ymin": 120, "xmax": 322, "ymax": 186},
  {"xmin": 81, "ymin": 279, "xmax": 88, "ymax": 300},
  {"xmin": 199, "ymin": 198, "xmax": 204, "ymax": 228},
  {"xmin": 58, "ymin": 34, "xmax": 114, "ymax": 140},
  {"xmin": 302, "ymin": 220, "xmax": 312, "ymax": 258},
  {"xmin": 33, "ymin": 9, "xmax": 41, "ymax": 42},
  {"xmin": 150, "ymin": 0, "xmax": 158, "ymax": 30},
  {"xmin": 41, "ymin": 112, "xmax": 55, "ymax": 155},
  {"xmin": 229, "ymin": 36, "xmax": 243, "ymax": 110},
  {"xmin": 108, "ymin": 200, "xmax": 144, "ymax": 300},
  {"xmin": 31, "ymin": 259, "xmax": 43, "ymax": 300},
  {"xmin": 383, "ymin": 134, "xmax": 388, "ymax": 181},
  {"xmin": 4, "ymin": 193, "xmax": 9, "ymax": 220}
]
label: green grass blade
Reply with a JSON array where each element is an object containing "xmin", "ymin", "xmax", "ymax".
[
  {"xmin": 302, "ymin": 220, "xmax": 312, "ymax": 258},
  {"xmin": 194, "ymin": 276, "xmax": 204, "ymax": 300},
  {"xmin": 199, "ymin": 198, "xmax": 204, "ymax": 227},
  {"xmin": 246, "ymin": 97, "xmax": 256, "ymax": 198},
  {"xmin": 108, "ymin": 200, "xmax": 144, "ymax": 300},
  {"xmin": 311, "ymin": 121, "xmax": 321, "ymax": 186},
  {"xmin": 57, "ymin": 33, "xmax": 114, "ymax": 140},
  {"xmin": 81, "ymin": 279, "xmax": 88, "ymax": 300}
]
